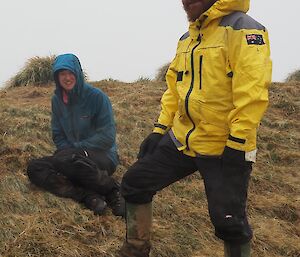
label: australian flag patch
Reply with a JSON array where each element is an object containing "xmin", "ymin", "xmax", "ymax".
[{"xmin": 246, "ymin": 34, "xmax": 265, "ymax": 45}]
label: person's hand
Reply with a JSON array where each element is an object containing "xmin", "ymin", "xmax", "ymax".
[
  {"xmin": 54, "ymin": 147, "xmax": 77, "ymax": 159},
  {"xmin": 137, "ymin": 133, "xmax": 163, "ymax": 159},
  {"xmin": 222, "ymin": 146, "xmax": 245, "ymax": 166},
  {"xmin": 53, "ymin": 147, "xmax": 87, "ymax": 172}
]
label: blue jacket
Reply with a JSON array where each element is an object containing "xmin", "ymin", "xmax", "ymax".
[{"xmin": 51, "ymin": 54, "xmax": 118, "ymax": 165}]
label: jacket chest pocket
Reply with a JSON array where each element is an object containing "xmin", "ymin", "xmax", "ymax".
[
  {"xmin": 199, "ymin": 55, "xmax": 203, "ymax": 90},
  {"xmin": 78, "ymin": 114, "xmax": 92, "ymax": 132},
  {"xmin": 175, "ymin": 57, "xmax": 203, "ymax": 89},
  {"xmin": 194, "ymin": 46, "xmax": 230, "ymax": 101},
  {"xmin": 174, "ymin": 51, "xmax": 192, "ymax": 98}
]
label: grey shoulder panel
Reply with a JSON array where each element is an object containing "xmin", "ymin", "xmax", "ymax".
[
  {"xmin": 220, "ymin": 11, "xmax": 265, "ymax": 30},
  {"xmin": 180, "ymin": 31, "xmax": 190, "ymax": 41}
]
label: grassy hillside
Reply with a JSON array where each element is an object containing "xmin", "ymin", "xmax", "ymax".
[{"xmin": 0, "ymin": 81, "xmax": 299, "ymax": 257}]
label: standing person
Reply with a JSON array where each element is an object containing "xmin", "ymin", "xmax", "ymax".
[
  {"xmin": 27, "ymin": 53, "xmax": 125, "ymax": 217},
  {"xmin": 119, "ymin": 0, "xmax": 272, "ymax": 256}
]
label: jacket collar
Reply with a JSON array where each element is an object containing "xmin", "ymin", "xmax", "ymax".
[{"xmin": 188, "ymin": 0, "xmax": 250, "ymax": 38}]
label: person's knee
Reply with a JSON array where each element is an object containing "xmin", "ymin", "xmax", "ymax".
[
  {"xmin": 120, "ymin": 169, "xmax": 134, "ymax": 195},
  {"xmin": 121, "ymin": 168, "xmax": 153, "ymax": 204},
  {"xmin": 211, "ymin": 210, "xmax": 252, "ymax": 243},
  {"xmin": 27, "ymin": 159, "xmax": 53, "ymax": 187}
]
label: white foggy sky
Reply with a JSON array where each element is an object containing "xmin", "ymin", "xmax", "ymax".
[{"xmin": 0, "ymin": 0, "xmax": 299, "ymax": 87}]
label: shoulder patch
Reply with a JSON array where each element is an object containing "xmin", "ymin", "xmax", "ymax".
[
  {"xmin": 246, "ymin": 34, "xmax": 265, "ymax": 45},
  {"xmin": 220, "ymin": 11, "xmax": 265, "ymax": 31},
  {"xmin": 180, "ymin": 32, "xmax": 190, "ymax": 41}
]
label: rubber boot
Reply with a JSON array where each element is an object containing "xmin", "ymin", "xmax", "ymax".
[
  {"xmin": 105, "ymin": 188, "xmax": 125, "ymax": 217},
  {"xmin": 84, "ymin": 194, "xmax": 107, "ymax": 215},
  {"xmin": 118, "ymin": 202, "xmax": 152, "ymax": 257},
  {"xmin": 224, "ymin": 241, "xmax": 251, "ymax": 257}
]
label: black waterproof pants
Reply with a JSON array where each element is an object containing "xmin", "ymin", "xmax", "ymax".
[
  {"xmin": 27, "ymin": 148, "xmax": 118, "ymax": 203},
  {"xmin": 121, "ymin": 134, "xmax": 253, "ymax": 244}
]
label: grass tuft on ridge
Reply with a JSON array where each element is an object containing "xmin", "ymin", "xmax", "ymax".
[{"xmin": 7, "ymin": 56, "xmax": 56, "ymax": 88}]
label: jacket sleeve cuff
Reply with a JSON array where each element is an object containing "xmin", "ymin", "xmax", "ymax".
[
  {"xmin": 226, "ymin": 134, "xmax": 246, "ymax": 151},
  {"xmin": 153, "ymin": 123, "xmax": 169, "ymax": 135}
]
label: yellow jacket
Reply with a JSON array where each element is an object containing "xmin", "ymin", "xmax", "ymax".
[{"xmin": 153, "ymin": 0, "xmax": 272, "ymax": 157}]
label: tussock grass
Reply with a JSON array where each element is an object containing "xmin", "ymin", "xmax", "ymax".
[
  {"xmin": 135, "ymin": 76, "xmax": 152, "ymax": 83},
  {"xmin": 286, "ymin": 69, "xmax": 300, "ymax": 82},
  {"xmin": 0, "ymin": 80, "xmax": 299, "ymax": 257},
  {"xmin": 7, "ymin": 56, "xmax": 56, "ymax": 88},
  {"xmin": 155, "ymin": 63, "xmax": 170, "ymax": 82}
]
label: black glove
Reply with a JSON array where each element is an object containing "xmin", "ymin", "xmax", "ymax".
[
  {"xmin": 222, "ymin": 146, "xmax": 245, "ymax": 166},
  {"xmin": 53, "ymin": 148, "xmax": 99, "ymax": 180},
  {"xmin": 137, "ymin": 133, "xmax": 163, "ymax": 159},
  {"xmin": 53, "ymin": 148, "xmax": 88, "ymax": 174},
  {"xmin": 54, "ymin": 148, "xmax": 88, "ymax": 161}
]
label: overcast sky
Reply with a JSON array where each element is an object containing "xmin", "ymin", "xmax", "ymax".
[{"xmin": 0, "ymin": 0, "xmax": 299, "ymax": 87}]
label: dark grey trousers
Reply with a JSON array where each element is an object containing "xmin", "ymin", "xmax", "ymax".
[
  {"xmin": 121, "ymin": 134, "xmax": 253, "ymax": 244},
  {"xmin": 27, "ymin": 148, "xmax": 118, "ymax": 203}
]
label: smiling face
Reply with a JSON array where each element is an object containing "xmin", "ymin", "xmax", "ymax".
[
  {"xmin": 58, "ymin": 70, "xmax": 76, "ymax": 91},
  {"xmin": 182, "ymin": 0, "xmax": 217, "ymax": 22}
]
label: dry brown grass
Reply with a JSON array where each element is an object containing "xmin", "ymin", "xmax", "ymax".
[{"xmin": 0, "ymin": 81, "xmax": 299, "ymax": 257}]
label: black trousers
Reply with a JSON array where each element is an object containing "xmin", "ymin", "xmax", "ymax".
[
  {"xmin": 121, "ymin": 134, "xmax": 253, "ymax": 244},
  {"xmin": 27, "ymin": 148, "xmax": 118, "ymax": 203}
]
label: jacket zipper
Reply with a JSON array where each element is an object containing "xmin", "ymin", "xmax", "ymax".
[
  {"xmin": 185, "ymin": 41, "xmax": 201, "ymax": 150},
  {"xmin": 69, "ymin": 99, "xmax": 79, "ymax": 143},
  {"xmin": 199, "ymin": 55, "xmax": 203, "ymax": 90}
]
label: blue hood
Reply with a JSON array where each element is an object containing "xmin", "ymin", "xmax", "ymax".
[{"xmin": 53, "ymin": 53, "xmax": 85, "ymax": 98}]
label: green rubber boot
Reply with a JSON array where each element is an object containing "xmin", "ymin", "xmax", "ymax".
[
  {"xmin": 118, "ymin": 202, "xmax": 152, "ymax": 257},
  {"xmin": 224, "ymin": 242, "xmax": 251, "ymax": 257}
]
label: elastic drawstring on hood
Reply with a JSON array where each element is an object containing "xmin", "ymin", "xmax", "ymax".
[{"xmin": 53, "ymin": 53, "xmax": 85, "ymax": 102}]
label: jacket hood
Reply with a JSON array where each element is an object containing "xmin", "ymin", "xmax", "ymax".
[
  {"xmin": 199, "ymin": 0, "xmax": 250, "ymax": 27},
  {"xmin": 53, "ymin": 53, "xmax": 85, "ymax": 98}
]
